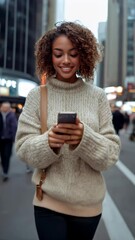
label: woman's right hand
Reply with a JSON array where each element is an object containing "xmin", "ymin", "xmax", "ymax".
[{"xmin": 48, "ymin": 124, "xmax": 65, "ymax": 149}]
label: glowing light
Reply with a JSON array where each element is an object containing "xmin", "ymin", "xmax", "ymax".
[{"xmin": 106, "ymin": 93, "xmax": 117, "ymax": 100}]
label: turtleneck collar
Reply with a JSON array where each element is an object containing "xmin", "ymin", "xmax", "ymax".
[{"xmin": 46, "ymin": 76, "xmax": 85, "ymax": 91}]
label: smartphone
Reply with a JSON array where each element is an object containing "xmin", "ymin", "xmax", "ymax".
[{"xmin": 57, "ymin": 112, "xmax": 77, "ymax": 124}]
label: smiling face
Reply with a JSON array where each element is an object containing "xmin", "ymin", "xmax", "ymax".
[{"xmin": 52, "ymin": 35, "xmax": 80, "ymax": 83}]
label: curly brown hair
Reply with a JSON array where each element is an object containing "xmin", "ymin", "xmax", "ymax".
[{"xmin": 35, "ymin": 21, "xmax": 103, "ymax": 81}]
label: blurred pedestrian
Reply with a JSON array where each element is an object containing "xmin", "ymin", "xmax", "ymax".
[
  {"xmin": 132, "ymin": 117, "xmax": 135, "ymax": 132},
  {"xmin": 15, "ymin": 21, "xmax": 120, "ymax": 240},
  {"xmin": 129, "ymin": 117, "xmax": 135, "ymax": 141},
  {"xmin": 123, "ymin": 112, "xmax": 130, "ymax": 131},
  {"xmin": 0, "ymin": 102, "xmax": 17, "ymax": 181},
  {"xmin": 112, "ymin": 107, "xmax": 125, "ymax": 135}
]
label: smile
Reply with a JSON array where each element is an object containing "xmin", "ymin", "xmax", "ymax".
[{"xmin": 60, "ymin": 67, "xmax": 73, "ymax": 72}]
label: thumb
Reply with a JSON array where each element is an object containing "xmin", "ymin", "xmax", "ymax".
[{"xmin": 76, "ymin": 116, "xmax": 80, "ymax": 124}]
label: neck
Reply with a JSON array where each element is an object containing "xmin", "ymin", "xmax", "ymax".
[
  {"xmin": 47, "ymin": 76, "xmax": 84, "ymax": 91},
  {"xmin": 55, "ymin": 75, "xmax": 78, "ymax": 84}
]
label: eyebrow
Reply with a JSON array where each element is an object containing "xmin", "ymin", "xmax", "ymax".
[{"xmin": 53, "ymin": 48, "xmax": 77, "ymax": 51}]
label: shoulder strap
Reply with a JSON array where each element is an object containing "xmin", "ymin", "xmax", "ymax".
[
  {"xmin": 36, "ymin": 85, "xmax": 47, "ymax": 201},
  {"xmin": 40, "ymin": 85, "xmax": 47, "ymax": 134}
]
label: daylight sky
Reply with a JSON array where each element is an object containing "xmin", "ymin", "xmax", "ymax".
[{"xmin": 64, "ymin": 0, "xmax": 108, "ymax": 37}]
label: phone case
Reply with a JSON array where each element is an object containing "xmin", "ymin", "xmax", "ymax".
[{"xmin": 57, "ymin": 112, "xmax": 77, "ymax": 124}]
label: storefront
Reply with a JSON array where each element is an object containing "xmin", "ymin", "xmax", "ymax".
[{"xmin": 0, "ymin": 76, "xmax": 38, "ymax": 116}]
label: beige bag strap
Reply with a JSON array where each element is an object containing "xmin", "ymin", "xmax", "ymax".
[
  {"xmin": 36, "ymin": 85, "xmax": 47, "ymax": 201},
  {"xmin": 40, "ymin": 85, "xmax": 47, "ymax": 133}
]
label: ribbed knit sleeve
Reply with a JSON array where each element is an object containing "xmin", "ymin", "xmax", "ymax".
[
  {"xmin": 71, "ymin": 90, "xmax": 121, "ymax": 171},
  {"xmin": 15, "ymin": 87, "xmax": 61, "ymax": 168}
]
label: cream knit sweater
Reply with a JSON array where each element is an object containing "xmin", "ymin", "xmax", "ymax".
[{"xmin": 15, "ymin": 77, "xmax": 120, "ymax": 217}]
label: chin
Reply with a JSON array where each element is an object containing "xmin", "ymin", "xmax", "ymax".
[{"xmin": 57, "ymin": 73, "xmax": 77, "ymax": 82}]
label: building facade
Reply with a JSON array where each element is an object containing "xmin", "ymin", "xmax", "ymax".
[
  {"xmin": 97, "ymin": 22, "xmax": 107, "ymax": 88},
  {"xmin": 0, "ymin": 0, "xmax": 65, "ymax": 108},
  {"xmin": 103, "ymin": 0, "xmax": 135, "ymax": 102},
  {"xmin": 0, "ymin": 0, "xmax": 47, "ymax": 105},
  {"xmin": 104, "ymin": 0, "xmax": 122, "ymax": 88}
]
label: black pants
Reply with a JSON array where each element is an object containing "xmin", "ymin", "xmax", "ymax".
[
  {"xmin": 34, "ymin": 206, "xmax": 101, "ymax": 240},
  {"xmin": 0, "ymin": 139, "xmax": 13, "ymax": 174}
]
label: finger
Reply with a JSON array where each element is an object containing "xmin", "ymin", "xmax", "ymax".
[
  {"xmin": 66, "ymin": 134, "xmax": 81, "ymax": 141},
  {"xmin": 57, "ymin": 122, "xmax": 84, "ymax": 132},
  {"xmin": 50, "ymin": 143, "xmax": 64, "ymax": 148},
  {"xmin": 49, "ymin": 130, "xmax": 64, "ymax": 138},
  {"xmin": 48, "ymin": 137, "xmax": 65, "ymax": 144},
  {"xmin": 76, "ymin": 117, "xmax": 80, "ymax": 124},
  {"xmin": 50, "ymin": 127, "xmax": 69, "ymax": 136},
  {"xmin": 57, "ymin": 123, "xmax": 78, "ymax": 129},
  {"xmin": 54, "ymin": 127, "xmax": 82, "ymax": 136},
  {"xmin": 65, "ymin": 140, "xmax": 80, "ymax": 145},
  {"xmin": 48, "ymin": 137, "xmax": 64, "ymax": 148},
  {"xmin": 49, "ymin": 131, "xmax": 70, "ymax": 140}
]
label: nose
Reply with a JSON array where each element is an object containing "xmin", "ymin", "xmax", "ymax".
[{"xmin": 63, "ymin": 54, "xmax": 70, "ymax": 64}]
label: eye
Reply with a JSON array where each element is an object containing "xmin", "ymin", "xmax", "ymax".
[
  {"xmin": 70, "ymin": 53, "xmax": 79, "ymax": 58},
  {"xmin": 53, "ymin": 54, "xmax": 62, "ymax": 58}
]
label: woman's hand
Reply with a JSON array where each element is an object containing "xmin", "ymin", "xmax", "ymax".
[{"xmin": 48, "ymin": 117, "xmax": 84, "ymax": 149}]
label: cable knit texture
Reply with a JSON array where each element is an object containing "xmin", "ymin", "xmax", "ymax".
[{"xmin": 15, "ymin": 77, "xmax": 121, "ymax": 216}]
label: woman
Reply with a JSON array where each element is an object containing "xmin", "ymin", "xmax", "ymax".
[{"xmin": 15, "ymin": 21, "xmax": 121, "ymax": 240}]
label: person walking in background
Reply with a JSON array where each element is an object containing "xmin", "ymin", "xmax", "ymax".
[
  {"xmin": 129, "ymin": 117, "xmax": 135, "ymax": 142},
  {"xmin": 132, "ymin": 117, "xmax": 135, "ymax": 132},
  {"xmin": 123, "ymin": 112, "xmax": 130, "ymax": 131},
  {"xmin": 112, "ymin": 106, "xmax": 125, "ymax": 135},
  {"xmin": 0, "ymin": 102, "xmax": 17, "ymax": 181},
  {"xmin": 15, "ymin": 21, "xmax": 120, "ymax": 240}
]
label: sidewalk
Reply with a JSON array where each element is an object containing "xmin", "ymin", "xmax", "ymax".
[
  {"xmin": 0, "ymin": 127, "xmax": 135, "ymax": 240},
  {"xmin": 0, "ymin": 145, "xmax": 108, "ymax": 240},
  {"xmin": 0, "ymin": 145, "xmax": 38, "ymax": 240}
]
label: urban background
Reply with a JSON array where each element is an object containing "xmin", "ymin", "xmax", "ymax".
[{"xmin": 0, "ymin": 0, "xmax": 135, "ymax": 240}]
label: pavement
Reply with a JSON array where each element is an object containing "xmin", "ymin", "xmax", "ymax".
[{"xmin": 0, "ymin": 125, "xmax": 135, "ymax": 240}]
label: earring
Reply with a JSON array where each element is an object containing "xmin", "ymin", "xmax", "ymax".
[
  {"xmin": 52, "ymin": 72, "xmax": 57, "ymax": 78},
  {"xmin": 76, "ymin": 70, "xmax": 81, "ymax": 78}
]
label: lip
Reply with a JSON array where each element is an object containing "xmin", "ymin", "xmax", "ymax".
[{"xmin": 60, "ymin": 67, "xmax": 73, "ymax": 73}]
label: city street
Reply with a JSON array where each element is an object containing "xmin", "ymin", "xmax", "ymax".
[{"xmin": 0, "ymin": 126, "xmax": 135, "ymax": 240}]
